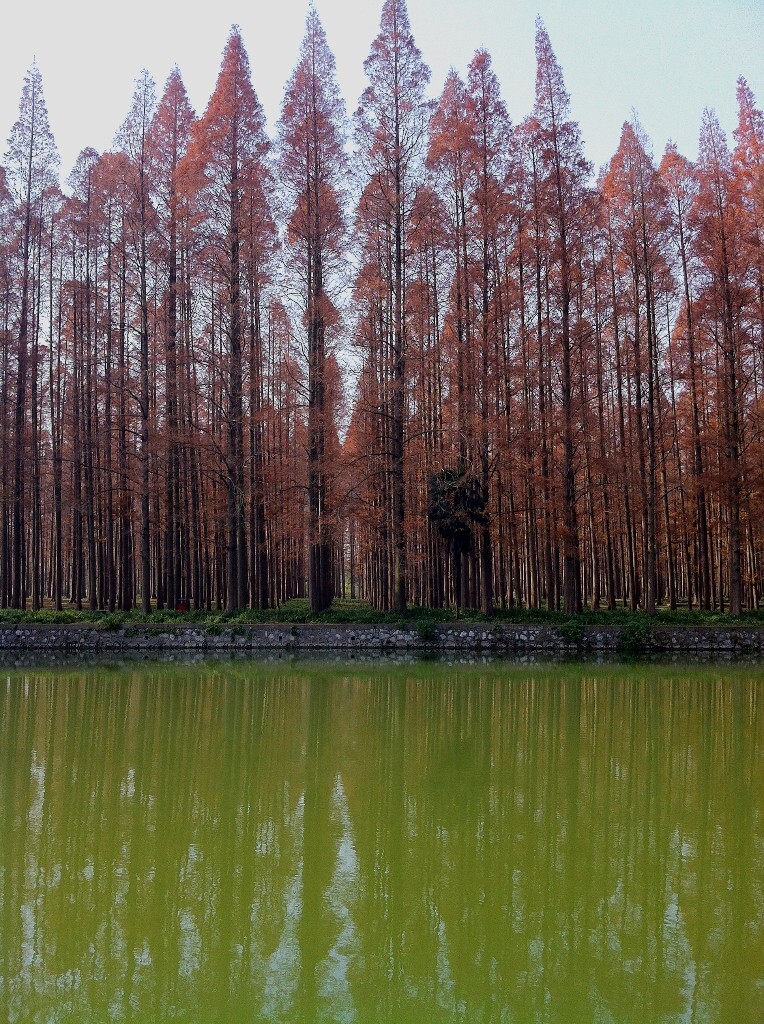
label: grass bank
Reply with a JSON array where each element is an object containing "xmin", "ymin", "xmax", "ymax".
[{"xmin": 1, "ymin": 598, "xmax": 764, "ymax": 631}]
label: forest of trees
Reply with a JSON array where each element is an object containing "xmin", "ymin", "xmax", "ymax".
[{"xmin": 1, "ymin": 0, "xmax": 762, "ymax": 616}]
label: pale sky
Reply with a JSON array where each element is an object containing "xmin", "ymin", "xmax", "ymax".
[{"xmin": 1, "ymin": 0, "xmax": 762, "ymax": 183}]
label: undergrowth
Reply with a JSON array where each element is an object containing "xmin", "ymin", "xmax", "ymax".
[{"xmin": 0, "ymin": 599, "xmax": 761, "ymax": 629}]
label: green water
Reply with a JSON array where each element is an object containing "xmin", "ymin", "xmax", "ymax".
[{"xmin": 0, "ymin": 660, "xmax": 761, "ymax": 1023}]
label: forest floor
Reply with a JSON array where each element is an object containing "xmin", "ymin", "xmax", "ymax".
[{"xmin": 2, "ymin": 599, "xmax": 764, "ymax": 630}]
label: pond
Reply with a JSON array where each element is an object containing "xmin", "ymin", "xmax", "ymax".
[{"xmin": 1, "ymin": 658, "xmax": 761, "ymax": 1022}]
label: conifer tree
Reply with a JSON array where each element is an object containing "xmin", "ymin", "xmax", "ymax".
[
  {"xmin": 695, "ymin": 110, "xmax": 746, "ymax": 615},
  {"xmin": 116, "ymin": 69, "xmax": 156, "ymax": 614},
  {"xmin": 531, "ymin": 19, "xmax": 591, "ymax": 614},
  {"xmin": 278, "ymin": 7, "xmax": 347, "ymax": 612},
  {"xmin": 4, "ymin": 61, "xmax": 58, "ymax": 608},
  {"xmin": 149, "ymin": 68, "xmax": 195, "ymax": 610},
  {"xmin": 184, "ymin": 27, "xmax": 272, "ymax": 610},
  {"xmin": 355, "ymin": 0, "xmax": 432, "ymax": 611}
]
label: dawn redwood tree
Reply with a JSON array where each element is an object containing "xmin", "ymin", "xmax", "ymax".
[
  {"xmin": 599, "ymin": 160, "xmax": 644, "ymax": 609},
  {"xmin": 67, "ymin": 146, "xmax": 102, "ymax": 611},
  {"xmin": 0, "ymin": 169, "xmax": 18, "ymax": 607},
  {"xmin": 581, "ymin": 194, "xmax": 617, "ymax": 609},
  {"xmin": 356, "ymin": 0, "xmax": 432, "ymax": 612},
  {"xmin": 603, "ymin": 120, "xmax": 671, "ymax": 614},
  {"xmin": 516, "ymin": 114, "xmax": 557, "ymax": 608},
  {"xmin": 278, "ymin": 8, "xmax": 347, "ymax": 612},
  {"xmin": 428, "ymin": 70, "xmax": 472, "ymax": 452},
  {"xmin": 92, "ymin": 150, "xmax": 136, "ymax": 611},
  {"xmin": 733, "ymin": 80, "xmax": 764, "ymax": 605},
  {"xmin": 0, "ymin": 17, "xmax": 762, "ymax": 618},
  {"xmin": 694, "ymin": 110, "xmax": 747, "ymax": 614},
  {"xmin": 264, "ymin": 300, "xmax": 308, "ymax": 603},
  {"xmin": 347, "ymin": 193, "xmax": 396, "ymax": 608},
  {"xmin": 733, "ymin": 78, "xmax": 764, "ymax": 393},
  {"xmin": 88, "ymin": 152, "xmax": 121, "ymax": 611},
  {"xmin": 242, "ymin": 161, "xmax": 278, "ymax": 610},
  {"xmin": 116, "ymin": 68, "xmax": 156, "ymax": 614},
  {"xmin": 405, "ymin": 182, "xmax": 450, "ymax": 607},
  {"xmin": 466, "ymin": 48, "xmax": 512, "ymax": 616},
  {"xmin": 4, "ymin": 61, "xmax": 58, "ymax": 608},
  {"xmin": 184, "ymin": 27, "xmax": 272, "ymax": 611},
  {"xmin": 0, "ymin": 166, "xmax": 14, "ymax": 606},
  {"xmin": 426, "ymin": 59, "xmax": 510, "ymax": 615},
  {"xmin": 41, "ymin": 183, "xmax": 67, "ymax": 611},
  {"xmin": 148, "ymin": 68, "xmax": 195, "ymax": 610},
  {"xmin": 531, "ymin": 18, "xmax": 591, "ymax": 614},
  {"xmin": 660, "ymin": 141, "xmax": 713, "ymax": 608},
  {"xmin": 57, "ymin": 191, "xmax": 88, "ymax": 609},
  {"xmin": 427, "ymin": 69, "xmax": 475, "ymax": 606}
]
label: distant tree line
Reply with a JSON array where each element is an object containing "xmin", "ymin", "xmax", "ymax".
[{"xmin": 1, "ymin": 0, "xmax": 762, "ymax": 615}]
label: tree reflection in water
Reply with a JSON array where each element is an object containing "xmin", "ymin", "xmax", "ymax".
[{"xmin": 0, "ymin": 661, "xmax": 761, "ymax": 1022}]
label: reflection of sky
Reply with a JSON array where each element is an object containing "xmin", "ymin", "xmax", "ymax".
[
  {"xmin": 259, "ymin": 794, "xmax": 302, "ymax": 1021},
  {"xmin": 318, "ymin": 775, "xmax": 360, "ymax": 1022},
  {"xmin": 21, "ymin": 753, "xmax": 45, "ymax": 981}
]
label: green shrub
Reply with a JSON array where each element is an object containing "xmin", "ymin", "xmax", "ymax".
[
  {"xmin": 557, "ymin": 621, "xmax": 584, "ymax": 646},
  {"xmin": 618, "ymin": 621, "xmax": 651, "ymax": 654},
  {"xmin": 415, "ymin": 619, "xmax": 439, "ymax": 645},
  {"xmin": 99, "ymin": 613, "xmax": 125, "ymax": 632}
]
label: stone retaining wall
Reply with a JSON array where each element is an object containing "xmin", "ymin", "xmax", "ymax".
[{"xmin": 1, "ymin": 623, "xmax": 763, "ymax": 655}]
